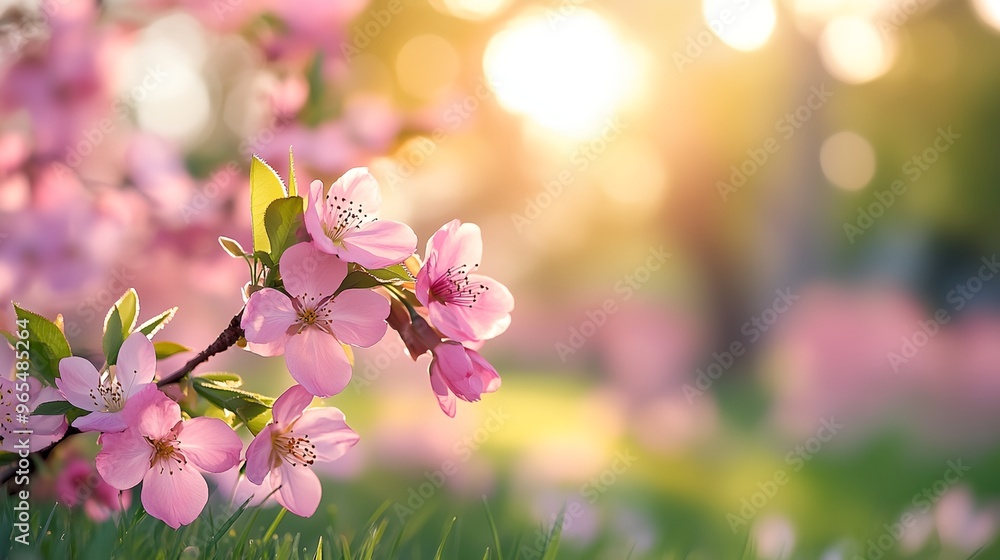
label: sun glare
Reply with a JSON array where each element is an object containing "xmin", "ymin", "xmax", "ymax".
[
  {"xmin": 483, "ymin": 9, "xmax": 642, "ymax": 139},
  {"xmin": 702, "ymin": 0, "xmax": 777, "ymax": 52}
]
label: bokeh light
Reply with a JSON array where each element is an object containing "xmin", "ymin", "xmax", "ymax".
[
  {"xmin": 702, "ymin": 0, "xmax": 778, "ymax": 51},
  {"xmin": 396, "ymin": 34, "xmax": 460, "ymax": 100},
  {"xmin": 972, "ymin": 0, "xmax": 1000, "ymax": 31},
  {"xmin": 483, "ymin": 9, "xmax": 643, "ymax": 138},
  {"xmin": 820, "ymin": 130, "xmax": 876, "ymax": 190},
  {"xmin": 818, "ymin": 16, "xmax": 896, "ymax": 83}
]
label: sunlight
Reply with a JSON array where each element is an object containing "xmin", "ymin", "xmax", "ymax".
[
  {"xmin": 818, "ymin": 16, "xmax": 896, "ymax": 83},
  {"xmin": 972, "ymin": 0, "xmax": 1000, "ymax": 31},
  {"xmin": 483, "ymin": 9, "xmax": 642, "ymax": 139},
  {"xmin": 702, "ymin": 0, "xmax": 777, "ymax": 52}
]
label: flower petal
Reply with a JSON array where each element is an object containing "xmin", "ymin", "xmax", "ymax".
[
  {"xmin": 141, "ymin": 462, "xmax": 208, "ymax": 528},
  {"xmin": 245, "ymin": 335, "xmax": 289, "ymax": 357},
  {"xmin": 96, "ymin": 429, "xmax": 151, "ymax": 490},
  {"xmin": 245, "ymin": 424, "xmax": 275, "ymax": 485},
  {"xmin": 272, "ymin": 385, "xmax": 313, "ymax": 426},
  {"xmin": 329, "ymin": 167, "xmax": 382, "ymax": 214},
  {"xmin": 73, "ymin": 410, "xmax": 129, "ymax": 433},
  {"xmin": 116, "ymin": 332, "xmax": 157, "ymax": 397},
  {"xmin": 467, "ymin": 348, "xmax": 502, "ymax": 394},
  {"xmin": 178, "ymin": 417, "xmax": 242, "ymax": 472},
  {"xmin": 424, "ymin": 220, "xmax": 483, "ymax": 278},
  {"xmin": 430, "ymin": 275, "xmax": 513, "ymax": 342},
  {"xmin": 326, "ymin": 289, "xmax": 389, "ymax": 348},
  {"xmin": 291, "ymin": 408, "xmax": 360, "ymax": 463},
  {"xmin": 272, "ymin": 461, "xmax": 322, "ymax": 517},
  {"xmin": 56, "ymin": 356, "xmax": 102, "ymax": 411},
  {"xmin": 337, "ymin": 219, "xmax": 417, "ymax": 269},
  {"xmin": 429, "ymin": 368, "xmax": 456, "ymax": 418},
  {"xmin": 284, "ymin": 328, "xmax": 353, "ymax": 397},
  {"xmin": 280, "ymin": 242, "xmax": 349, "ymax": 301},
  {"xmin": 121, "ymin": 386, "xmax": 180, "ymax": 439},
  {"xmin": 305, "ymin": 179, "xmax": 338, "ymax": 255},
  {"xmin": 242, "ymin": 288, "xmax": 298, "ymax": 344}
]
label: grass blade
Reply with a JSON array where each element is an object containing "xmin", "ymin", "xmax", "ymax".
[
  {"xmin": 482, "ymin": 497, "xmax": 503, "ymax": 560},
  {"xmin": 433, "ymin": 517, "xmax": 457, "ymax": 560}
]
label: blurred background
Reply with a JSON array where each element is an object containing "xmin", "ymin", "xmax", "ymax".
[{"xmin": 2, "ymin": 0, "xmax": 1000, "ymax": 557}]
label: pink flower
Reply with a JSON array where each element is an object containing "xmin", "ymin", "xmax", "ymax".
[
  {"xmin": 245, "ymin": 385, "xmax": 359, "ymax": 517},
  {"xmin": 242, "ymin": 242, "xmax": 390, "ymax": 397},
  {"xmin": 304, "ymin": 168, "xmax": 417, "ymax": 269},
  {"xmin": 1, "ymin": 342, "xmax": 67, "ymax": 452},
  {"xmin": 429, "ymin": 341, "xmax": 502, "ymax": 417},
  {"xmin": 56, "ymin": 457, "xmax": 131, "ymax": 522},
  {"xmin": 56, "ymin": 332, "xmax": 156, "ymax": 433},
  {"xmin": 415, "ymin": 220, "xmax": 514, "ymax": 343},
  {"xmin": 95, "ymin": 387, "xmax": 242, "ymax": 528}
]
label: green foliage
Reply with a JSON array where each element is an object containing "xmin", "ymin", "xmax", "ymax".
[
  {"xmin": 335, "ymin": 266, "xmax": 414, "ymax": 296},
  {"xmin": 250, "ymin": 155, "xmax": 288, "ymax": 255},
  {"xmin": 8, "ymin": 303, "xmax": 72, "ymax": 385},
  {"xmin": 219, "ymin": 236, "xmax": 248, "ymax": 258},
  {"xmin": 137, "ymin": 307, "xmax": 178, "ymax": 338},
  {"xmin": 32, "ymin": 400, "xmax": 88, "ymax": 423},
  {"xmin": 190, "ymin": 373, "xmax": 274, "ymax": 435},
  {"xmin": 103, "ymin": 307, "xmax": 124, "ymax": 365},
  {"xmin": 153, "ymin": 341, "xmax": 191, "ymax": 360},
  {"xmin": 265, "ymin": 196, "xmax": 309, "ymax": 264}
]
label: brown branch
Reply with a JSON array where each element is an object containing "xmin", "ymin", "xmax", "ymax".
[{"xmin": 2, "ymin": 309, "xmax": 245, "ymax": 489}]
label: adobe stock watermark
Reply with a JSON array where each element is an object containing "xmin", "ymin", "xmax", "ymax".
[
  {"xmin": 717, "ymin": 84, "xmax": 834, "ymax": 201},
  {"xmin": 673, "ymin": 0, "xmax": 760, "ymax": 72},
  {"xmin": 521, "ymin": 449, "xmax": 638, "ymax": 559},
  {"xmin": 683, "ymin": 287, "xmax": 799, "ymax": 402},
  {"xmin": 62, "ymin": 264, "xmax": 139, "ymax": 339},
  {"xmin": 887, "ymin": 254, "xmax": 998, "ymax": 372},
  {"xmin": 544, "ymin": 0, "xmax": 588, "ymax": 29},
  {"xmin": 854, "ymin": 459, "xmax": 971, "ymax": 560},
  {"xmin": 554, "ymin": 246, "xmax": 671, "ymax": 363},
  {"xmin": 876, "ymin": 0, "xmax": 934, "ymax": 37},
  {"xmin": 727, "ymin": 417, "xmax": 844, "ymax": 533},
  {"xmin": 393, "ymin": 407, "xmax": 511, "ymax": 523},
  {"xmin": 844, "ymin": 126, "xmax": 959, "ymax": 244},
  {"xmin": 348, "ymin": 340, "xmax": 406, "ymax": 394},
  {"xmin": 59, "ymin": 65, "xmax": 169, "ymax": 175},
  {"xmin": 337, "ymin": 0, "xmax": 405, "ymax": 61},
  {"xmin": 511, "ymin": 116, "xmax": 627, "ymax": 234},
  {"xmin": 381, "ymin": 76, "xmax": 500, "ymax": 189}
]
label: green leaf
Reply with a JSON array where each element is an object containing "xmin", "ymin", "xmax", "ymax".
[
  {"xmin": 250, "ymin": 155, "xmax": 288, "ymax": 254},
  {"xmin": 33, "ymin": 400, "xmax": 84, "ymax": 416},
  {"xmin": 334, "ymin": 271, "xmax": 388, "ymax": 295},
  {"xmin": 366, "ymin": 264, "xmax": 415, "ymax": 283},
  {"xmin": 153, "ymin": 341, "xmax": 191, "ymax": 360},
  {"xmin": 540, "ymin": 506, "xmax": 565, "ymax": 560},
  {"xmin": 191, "ymin": 374, "xmax": 275, "ymax": 435},
  {"xmin": 252, "ymin": 250, "xmax": 275, "ymax": 269},
  {"xmin": 137, "ymin": 307, "xmax": 177, "ymax": 338},
  {"xmin": 264, "ymin": 196, "xmax": 308, "ymax": 263},
  {"xmin": 218, "ymin": 236, "xmax": 248, "ymax": 258},
  {"xmin": 106, "ymin": 288, "xmax": 139, "ymax": 337},
  {"xmin": 12, "ymin": 303, "xmax": 72, "ymax": 385},
  {"xmin": 288, "ymin": 147, "xmax": 298, "ymax": 198},
  {"xmin": 103, "ymin": 307, "xmax": 124, "ymax": 365}
]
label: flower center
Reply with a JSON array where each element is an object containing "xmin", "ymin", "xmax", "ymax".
[
  {"xmin": 429, "ymin": 263, "xmax": 489, "ymax": 308},
  {"xmin": 323, "ymin": 194, "xmax": 376, "ymax": 245},
  {"xmin": 300, "ymin": 308, "xmax": 318, "ymax": 325},
  {"xmin": 89, "ymin": 366, "xmax": 126, "ymax": 413},
  {"xmin": 274, "ymin": 431, "xmax": 317, "ymax": 468},
  {"xmin": 147, "ymin": 433, "xmax": 187, "ymax": 474}
]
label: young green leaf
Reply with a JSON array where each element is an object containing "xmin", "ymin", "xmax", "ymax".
[
  {"xmin": 12, "ymin": 303, "xmax": 72, "ymax": 385},
  {"xmin": 191, "ymin": 374, "xmax": 274, "ymax": 435},
  {"xmin": 264, "ymin": 196, "xmax": 309, "ymax": 263},
  {"xmin": 33, "ymin": 400, "xmax": 85, "ymax": 417},
  {"xmin": 153, "ymin": 341, "xmax": 191, "ymax": 360},
  {"xmin": 104, "ymin": 289, "xmax": 139, "ymax": 344},
  {"xmin": 218, "ymin": 236, "xmax": 248, "ymax": 258},
  {"xmin": 137, "ymin": 307, "xmax": 178, "ymax": 338},
  {"xmin": 103, "ymin": 307, "xmax": 125, "ymax": 365},
  {"xmin": 365, "ymin": 264, "xmax": 415, "ymax": 283},
  {"xmin": 250, "ymin": 155, "xmax": 288, "ymax": 254},
  {"xmin": 334, "ymin": 270, "xmax": 388, "ymax": 295}
]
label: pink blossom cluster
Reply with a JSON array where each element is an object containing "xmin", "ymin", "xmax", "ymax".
[{"xmin": 4, "ymin": 164, "xmax": 513, "ymax": 528}]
